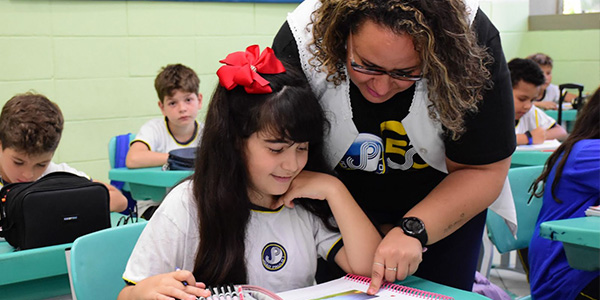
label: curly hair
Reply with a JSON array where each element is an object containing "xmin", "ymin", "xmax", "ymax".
[
  {"xmin": 0, "ymin": 92, "xmax": 64, "ymax": 155},
  {"xmin": 309, "ymin": 0, "xmax": 492, "ymax": 139}
]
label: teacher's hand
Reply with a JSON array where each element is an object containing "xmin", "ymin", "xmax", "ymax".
[{"xmin": 367, "ymin": 227, "xmax": 423, "ymax": 295}]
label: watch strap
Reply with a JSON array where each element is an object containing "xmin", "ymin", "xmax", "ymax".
[{"xmin": 396, "ymin": 217, "xmax": 428, "ymax": 248}]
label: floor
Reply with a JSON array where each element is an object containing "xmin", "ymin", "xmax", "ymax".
[
  {"xmin": 489, "ymin": 268, "xmax": 530, "ymax": 299},
  {"xmin": 487, "ymin": 251, "xmax": 531, "ymax": 299}
]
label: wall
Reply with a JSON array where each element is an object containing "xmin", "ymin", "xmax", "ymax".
[
  {"xmin": 481, "ymin": 0, "xmax": 599, "ymax": 94},
  {"xmin": 0, "ymin": 0, "xmax": 598, "ymax": 182},
  {"xmin": 0, "ymin": 0, "xmax": 297, "ymax": 182}
]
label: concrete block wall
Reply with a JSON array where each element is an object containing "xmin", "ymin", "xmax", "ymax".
[
  {"xmin": 0, "ymin": 0, "xmax": 597, "ymax": 182},
  {"xmin": 0, "ymin": 0, "xmax": 297, "ymax": 182}
]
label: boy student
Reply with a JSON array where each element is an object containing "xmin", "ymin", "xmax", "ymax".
[
  {"xmin": 0, "ymin": 92, "xmax": 128, "ymax": 212},
  {"xmin": 126, "ymin": 64, "xmax": 203, "ymax": 219},
  {"xmin": 527, "ymin": 53, "xmax": 577, "ymax": 110},
  {"xmin": 508, "ymin": 58, "xmax": 568, "ymax": 146}
]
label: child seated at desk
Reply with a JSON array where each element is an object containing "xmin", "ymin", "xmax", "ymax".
[
  {"xmin": 527, "ymin": 53, "xmax": 577, "ymax": 110},
  {"xmin": 508, "ymin": 58, "xmax": 567, "ymax": 145},
  {"xmin": 0, "ymin": 92, "xmax": 127, "ymax": 212},
  {"xmin": 528, "ymin": 87, "xmax": 599, "ymax": 300},
  {"xmin": 126, "ymin": 64, "xmax": 203, "ymax": 219},
  {"xmin": 118, "ymin": 46, "xmax": 381, "ymax": 299}
]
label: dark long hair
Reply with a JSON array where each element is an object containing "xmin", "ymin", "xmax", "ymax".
[
  {"xmin": 531, "ymin": 87, "xmax": 600, "ymax": 202},
  {"xmin": 191, "ymin": 62, "xmax": 332, "ymax": 285}
]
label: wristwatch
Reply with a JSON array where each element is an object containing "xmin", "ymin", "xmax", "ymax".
[{"xmin": 398, "ymin": 217, "xmax": 428, "ymax": 248}]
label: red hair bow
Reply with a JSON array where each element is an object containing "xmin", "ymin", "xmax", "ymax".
[{"xmin": 217, "ymin": 45, "xmax": 286, "ymax": 94}]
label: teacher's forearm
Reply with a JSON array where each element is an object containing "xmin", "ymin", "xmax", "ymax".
[{"xmin": 404, "ymin": 156, "xmax": 510, "ymax": 244}]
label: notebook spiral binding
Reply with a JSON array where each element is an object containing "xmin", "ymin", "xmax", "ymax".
[
  {"xmin": 198, "ymin": 284, "xmax": 284, "ymax": 300},
  {"xmin": 345, "ymin": 274, "xmax": 454, "ymax": 300}
]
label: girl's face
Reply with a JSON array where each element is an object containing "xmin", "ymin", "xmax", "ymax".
[
  {"xmin": 245, "ymin": 130, "xmax": 309, "ymax": 206},
  {"xmin": 346, "ymin": 20, "xmax": 422, "ymax": 104}
]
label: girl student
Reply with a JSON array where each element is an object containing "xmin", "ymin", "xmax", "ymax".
[
  {"xmin": 528, "ymin": 87, "xmax": 599, "ymax": 300},
  {"xmin": 118, "ymin": 45, "xmax": 381, "ymax": 300}
]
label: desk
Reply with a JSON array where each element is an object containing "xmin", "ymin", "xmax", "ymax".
[
  {"xmin": 109, "ymin": 167, "xmax": 192, "ymax": 200},
  {"xmin": 0, "ymin": 212, "xmax": 145, "ymax": 299},
  {"xmin": 511, "ymin": 150, "xmax": 553, "ymax": 168},
  {"xmin": 539, "ymin": 217, "xmax": 600, "ymax": 271},
  {"xmin": 544, "ymin": 109, "xmax": 577, "ymax": 122},
  {"xmin": 399, "ymin": 276, "xmax": 488, "ymax": 299}
]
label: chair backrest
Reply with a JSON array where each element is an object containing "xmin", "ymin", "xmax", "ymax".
[
  {"xmin": 487, "ymin": 165, "xmax": 544, "ymax": 254},
  {"xmin": 108, "ymin": 133, "xmax": 136, "ymax": 169},
  {"xmin": 70, "ymin": 222, "xmax": 147, "ymax": 299}
]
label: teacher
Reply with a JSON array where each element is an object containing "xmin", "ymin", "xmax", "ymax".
[{"xmin": 273, "ymin": 0, "xmax": 516, "ymax": 292}]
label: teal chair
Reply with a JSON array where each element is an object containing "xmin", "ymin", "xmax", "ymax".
[
  {"xmin": 69, "ymin": 222, "xmax": 147, "ymax": 300},
  {"xmin": 482, "ymin": 165, "xmax": 544, "ymax": 300}
]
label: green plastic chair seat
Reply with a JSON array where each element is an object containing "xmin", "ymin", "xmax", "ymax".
[
  {"xmin": 487, "ymin": 165, "xmax": 544, "ymax": 254},
  {"xmin": 70, "ymin": 222, "xmax": 147, "ymax": 299}
]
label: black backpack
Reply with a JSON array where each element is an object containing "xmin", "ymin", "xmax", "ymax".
[
  {"xmin": 164, "ymin": 148, "xmax": 196, "ymax": 171},
  {"xmin": 0, "ymin": 172, "xmax": 111, "ymax": 250}
]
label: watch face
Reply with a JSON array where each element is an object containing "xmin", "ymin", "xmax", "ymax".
[{"xmin": 403, "ymin": 217, "xmax": 424, "ymax": 234}]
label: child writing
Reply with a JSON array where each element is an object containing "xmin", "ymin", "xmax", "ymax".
[
  {"xmin": 0, "ymin": 92, "xmax": 127, "ymax": 212},
  {"xmin": 528, "ymin": 86, "xmax": 599, "ymax": 300},
  {"xmin": 527, "ymin": 53, "xmax": 577, "ymax": 110},
  {"xmin": 118, "ymin": 45, "xmax": 381, "ymax": 300},
  {"xmin": 126, "ymin": 63, "xmax": 203, "ymax": 219},
  {"xmin": 508, "ymin": 58, "xmax": 567, "ymax": 145}
]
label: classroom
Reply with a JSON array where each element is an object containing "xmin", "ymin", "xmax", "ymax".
[{"xmin": 0, "ymin": 0, "xmax": 598, "ymax": 299}]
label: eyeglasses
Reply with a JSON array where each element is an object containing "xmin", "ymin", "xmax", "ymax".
[{"xmin": 347, "ymin": 35, "xmax": 423, "ymax": 82}]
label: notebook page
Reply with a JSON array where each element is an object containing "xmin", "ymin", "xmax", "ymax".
[{"xmin": 277, "ymin": 275, "xmax": 453, "ymax": 300}]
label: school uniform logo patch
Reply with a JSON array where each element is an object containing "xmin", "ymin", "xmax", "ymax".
[{"xmin": 262, "ymin": 242, "xmax": 287, "ymax": 271}]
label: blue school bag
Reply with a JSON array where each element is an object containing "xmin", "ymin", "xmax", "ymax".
[{"xmin": 110, "ymin": 133, "xmax": 136, "ymax": 214}]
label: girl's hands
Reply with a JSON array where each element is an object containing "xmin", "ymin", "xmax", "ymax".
[
  {"xmin": 367, "ymin": 227, "xmax": 423, "ymax": 295},
  {"xmin": 275, "ymin": 170, "xmax": 339, "ymax": 208},
  {"xmin": 119, "ymin": 269, "xmax": 211, "ymax": 300}
]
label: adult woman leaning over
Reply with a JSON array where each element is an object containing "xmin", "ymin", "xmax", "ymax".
[{"xmin": 272, "ymin": 0, "xmax": 516, "ymax": 293}]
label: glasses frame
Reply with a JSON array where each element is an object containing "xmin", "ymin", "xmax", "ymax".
[{"xmin": 347, "ymin": 35, "xmax": 423, "ymax": 82}]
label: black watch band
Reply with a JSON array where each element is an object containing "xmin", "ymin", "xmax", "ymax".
[{"xmin": 396, "ymin": 217, "xmax": 428, "ymax": 248}]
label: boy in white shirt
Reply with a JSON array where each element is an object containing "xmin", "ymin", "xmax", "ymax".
[
  {"xmin": 0, "ymin": 92, "xmax": 127, "ymax": 212},
  {"xmin": 526, "ymin": 53, "xmax": 577, "ymax": 110},
  {"xmin": 508, "ymin": 58, "xmax": 567, "ymax": 145},
  {"xmin": 126, "ymin": 64, "xmax": 203, "ymax": 219}
]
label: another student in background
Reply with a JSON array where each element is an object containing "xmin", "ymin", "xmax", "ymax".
[
  {"xmin": 528, "ymin": 87, "xmax": 599, "ymax": 300},
  {"xmin": 0, "ymin": 92, "xmax": 127, "ymax": 212},
  {"xmin": 508, "ymin": 58, "xmax": 567, "ymax": 145},
  {"xmin": 126, "ymin": 64, "xmax": 203, "ymax": 219},
  {"xmin": 118, "ymin": 46, "xmax": 381, "ymax": 300},
  {"xmin": 527, "ymin": 53, "xmax": 577, "ymax": 110}
]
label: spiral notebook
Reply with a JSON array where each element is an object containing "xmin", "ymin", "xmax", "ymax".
[{"xmin": 277, "ymin": 274, "xmax": 453, "ymax": 300}]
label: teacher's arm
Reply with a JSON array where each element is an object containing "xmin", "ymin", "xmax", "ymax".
[
  {"xmin": 367, "ymin": 156, "xmax": 510, "ymax": 293},
  {"xmin": 409, "ymin": 156, "xmax": 510, "ymax": 243}
]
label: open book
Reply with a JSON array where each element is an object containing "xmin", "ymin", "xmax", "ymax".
[
  {"xmin": 277, "ymin": 274, "xmax": 454, "ymax": 300},
  {"xmin": 516, "ymin": 139, "xmax": 561, "ymax": 151}
]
